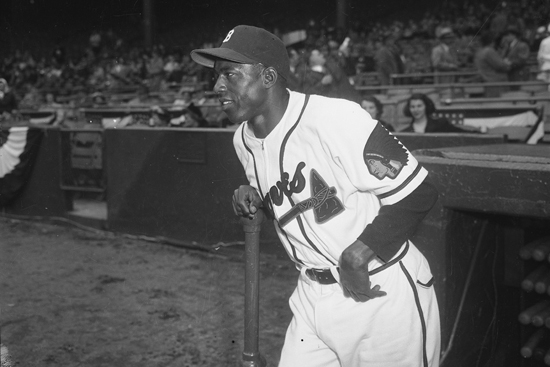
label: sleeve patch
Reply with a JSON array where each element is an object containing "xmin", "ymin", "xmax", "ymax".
[{"xmin": 363, "ymin": 123, "xmax": 409, "ymax": 180}]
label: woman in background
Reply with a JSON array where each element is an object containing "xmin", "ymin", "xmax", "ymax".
[
  {"xmin": 401, "ymin": 93, "xmax": 473, "ymax": 133},
  {"xmin": 360, "ymin": 95, "xmax": 394, "ymax": 131}
]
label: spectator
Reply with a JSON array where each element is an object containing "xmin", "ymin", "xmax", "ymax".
[
  {"xmin": 18, "ymin": 85, "xmax": 42, "ymax": 110},
  {"xmin": 431, "ymin": 27, "xmax": 459, "ymax": 83},
  {"xmin": 537, "ymin": 25, "xmax": 550, "ymax": 83},
  {"xmin": 501, "ymin": 26, "xmax": 531, "ymax": 83},
  {"xmin": 286, "ymin": 47, "xmax": 306, "ymax": 91},
  {"xmin": 375, "ymin": 33, "xmax": 404, "ymax": 85},
  {"xmin": 297, "ymin": 49, "xmax": 334, "ymax": 97},
  {"xmin": 127, "ymin": 84, "xmax": 160, "ymax": 106},
  {"xmin": 474, "ymin": 31, "xmax": 511, "ymax": 97},
  {"xmin": 146, "ymin": 49, "xmax": 165, "ymax": 92},
  {"xmin": 324, "ymin": 44, "xmax": 361, "ymax": 102},
  {"xmin": 89, "ymin": 29, "xmax": 102, "ymax": 58},
  {"xmin": 400, "ymin": 93, "xmax": 474, "ymax": 133},
  {"xmin": 163, "ymin": 54, "xmax": 181, "ymax": 83},
  {"xmin": 40, "ymin": 92, "xmax": 66, "ymax": 125},
  {"xmin": 360, "ymin": 95, "xmax": 394, "ymax": 131},
  {"xmin": 0, "ymin": 78, "xmax": 19, "ymax": 116}
]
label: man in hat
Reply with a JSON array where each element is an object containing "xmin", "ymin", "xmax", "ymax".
[
  {"xmin": 431, "ymin": 27, "xmax": 459, "ymax": 84},
  {"xmin": 191, "ymin": 25, "xmax": 441, "ymax": 367},
  {"xmin": 501, "ymin": 26, "xmax": 530, "ymax": 83}
]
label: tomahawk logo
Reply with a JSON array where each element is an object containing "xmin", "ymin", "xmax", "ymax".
[{"xmin": 278, "ymin": 169, "xmax": 344, "ymax": 227}]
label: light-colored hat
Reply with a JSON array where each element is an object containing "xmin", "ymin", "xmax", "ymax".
[{"xmin": 437, "ymin": 27, "xmax": 454, "ymax": 39}]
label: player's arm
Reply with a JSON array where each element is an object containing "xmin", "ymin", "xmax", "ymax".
[
  {"xmin": 356, "ymin": 179, "xmax": 438, "ymax": 261},
  {"xmin": 339, "ymin": 180, "xmax": 438, "ymax": 302}
]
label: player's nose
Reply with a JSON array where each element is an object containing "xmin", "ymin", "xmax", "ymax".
[{"xmin": 213, "ymin": 76, "xmax": 226, "ymax": 94}]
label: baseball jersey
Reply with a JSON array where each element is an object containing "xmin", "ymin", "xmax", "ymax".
[{"xmin": 233, "ymin": 90, "xmax": 428, "ymax": 269}]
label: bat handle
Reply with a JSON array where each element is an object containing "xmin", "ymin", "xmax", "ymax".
[{"xmin": 241, "ymin": 210, "xmax": 267, "ymax": 367}]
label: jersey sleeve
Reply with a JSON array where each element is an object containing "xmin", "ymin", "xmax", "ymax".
[{"xmin": 317, "ymin": 100, "xmax": 428, "ymax": 205}]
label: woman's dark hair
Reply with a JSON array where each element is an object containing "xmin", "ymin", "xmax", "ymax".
[
  {"xmin": 403, "ymin": 93, "xmax": 436, "ymax": 118},
  {"xmin": 361, "ymin": 95, "xmax": 383, "ymax": 119}
]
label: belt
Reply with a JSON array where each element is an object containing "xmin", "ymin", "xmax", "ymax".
[
  {"xmin": 304, "ymin": 241, "xmax": 410, "ymax": 285},
  {"xmin": 305, "ymin": 267, "xmax": 338, "ymax": 285}
]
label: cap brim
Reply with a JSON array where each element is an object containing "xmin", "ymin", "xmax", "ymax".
[{"xmin": 191, "ymin": 48, "xmax": 257, "ymax": 68}]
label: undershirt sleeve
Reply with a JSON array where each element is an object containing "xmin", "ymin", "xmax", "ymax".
[{"xmin": 357, "ymin": 179, "xmax": 439, "ymax": 262}]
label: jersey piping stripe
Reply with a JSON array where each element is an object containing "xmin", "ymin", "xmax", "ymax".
[
  {"xmin": 369, "ymin": 241, "xmax": 409, "ymax": 276},
  {"xmin": 276, "ymin": 221, "xmax": 305, "ymax": 265},
  {"xmin": 377, "ymin": 164, "xmax": 422, "ymax": 200},
  {"xmin": 278, "ymin": 94, "xmax": 310, "ymax": 179},
  {"xmin": 400, "ymin": 261, "xmax": 429, "ymax": 367},
  {"xmin": 277, "ymin": 94, "xmax": 336, "ymax": 266},
  {"xmin": 241, "ymin": 127, "xmax": 265, "ymax": 200}
]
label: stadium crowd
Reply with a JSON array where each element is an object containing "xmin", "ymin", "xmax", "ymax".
[{"xmin": 1, "ymin": 0, "xmax": 550, "ymax": 128}]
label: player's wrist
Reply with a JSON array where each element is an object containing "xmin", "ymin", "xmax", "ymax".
[{"xmin": 355, "ymin": 239, "xmax": 376, "ymax": 263}]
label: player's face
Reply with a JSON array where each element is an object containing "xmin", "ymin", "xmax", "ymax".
[
  {"xmin": 409, "ymin": 99, "xmax": 426, "ymax": 120},
  {"xmin": 361, "ymin": 100, "xmax": 378, "ymax": 119},
  {"xmin": 213, "ymin": 60, "xmax": 267, "ymax": 124}
]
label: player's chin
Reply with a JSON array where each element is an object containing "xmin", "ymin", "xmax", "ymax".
[{"xmin": 224, "ymin": 111, "xmax": 246, "ymax": 125}]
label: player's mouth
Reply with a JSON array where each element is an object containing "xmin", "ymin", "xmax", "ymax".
[{"xmin": 219, "ymin": 99, "xmax": 234, "ymax": 110}]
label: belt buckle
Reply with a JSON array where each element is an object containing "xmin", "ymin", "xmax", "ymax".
[{"xmin": 306, "ymin": 268, "xmax": 336, "ymax": 285}]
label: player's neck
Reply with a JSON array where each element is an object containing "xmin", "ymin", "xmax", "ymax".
[{"xmin": 250, "ymin": 89, "xmax": 290, "ymax": 139}]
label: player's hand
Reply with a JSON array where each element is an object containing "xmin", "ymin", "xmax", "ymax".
[
  {"xmin": 339, "ymin": 240, "xmax": 387, "ymax": 302},
  {"xmin": 232, "ymin": 185, "xmax": 263, "ymax": 219}
]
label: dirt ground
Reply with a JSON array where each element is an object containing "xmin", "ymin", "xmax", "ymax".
[{"xmin": 0, "ymin": 216, "xmax": 297, "ymax": 367}]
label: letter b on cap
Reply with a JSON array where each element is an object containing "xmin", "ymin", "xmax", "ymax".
[{"xmin": 223, "ymin": 30, "xmax": 234, "ymax": 43}]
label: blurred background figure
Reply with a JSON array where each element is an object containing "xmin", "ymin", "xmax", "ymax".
[
  {"xmin": 401, "ymin": 93, "xmax": 474, "ymax": 133},
  {"xmin": 0, "ymin": 78, "xmax": 19, "ymax": 118},
  {"xmin": 537, "ymin": 25, "xmax": 550, "ymax": 84},
  {"xmin": 375, "ymin": 33, "xmax": 404, "ymax": 85},
  {"xmin": 299, "ymin": 48, "xmax": 359, "ymax": 102},
  {"xmin": 40, "ymin": 91, "xmax": 66, "ymax": 125},
  {"xmin": 474, "ymin": 30, "xmax": 511, "ymax": 97},
  {"xmin": 360, "ymin": 95, "xmax": 394, "ymax": 131},
  {"xmin": 286, "ymin": 47, "xmax": 306, "ymax": 92},
  {"xmin": 501, "ymin": 26, "xmax": 530, "ymax": 84},
  {"xmin": 431, "ymin": 27, "xmax": 459, "ymax": 83}
]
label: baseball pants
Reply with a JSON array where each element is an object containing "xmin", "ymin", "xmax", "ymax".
[{"xmin": 278, "ymin": 241, "xmax": 440, "ymax": 367}]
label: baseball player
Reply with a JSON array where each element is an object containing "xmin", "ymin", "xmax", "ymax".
[{"xmin": 191, "ymin": 25, "xmax": 441, "ymax": 367}]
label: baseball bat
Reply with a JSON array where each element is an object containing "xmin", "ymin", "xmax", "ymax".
[
  {"xmin": 522, "ymin": 264, "xmax": 549, "ymax": 293},
  {"xmin": 520, "ymin": 241, "xmax": 539, "ymax": 260},
  {"xmin": 519, "ymin": 300, "xmax": 550, "ymax": 325},
  {"xmin": 241, "ymin": 210, "xmax": 267, "ymax": 367},
  {"xmin": 536, "ymin": 269, "xmax": 550, "ymax": 294},
  {"xmin": 544, "ymin": 346, "xmax": 550, "ymax": 366},
  {"xmin": 532, "ymin": 305, "xmax": 550, "ymax": 327},
  {"xmin": 521, "ymin": 328, "xmax": 545, "ymax": 358}
]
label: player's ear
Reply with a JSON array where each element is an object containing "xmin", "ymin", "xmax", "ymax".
[{"xmin": 262, "ymin": 67, "xmax": 278, "ymax": 88}]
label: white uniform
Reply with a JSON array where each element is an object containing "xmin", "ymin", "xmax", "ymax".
[{"xmin": 233, "ymin": 90, "xmax": 440, "ymax": 367}]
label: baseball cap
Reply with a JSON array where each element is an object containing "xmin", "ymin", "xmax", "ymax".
[
  {"xmin": 191, "ymin": 25, "xmax": 290, "ymax": 80},
  {"xmin": 437, "ymin": 27, "xmax": 454, "ymax": 39}
]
